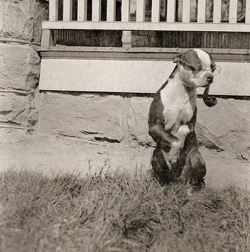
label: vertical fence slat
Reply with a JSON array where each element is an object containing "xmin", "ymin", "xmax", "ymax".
[
  {"xmin": 229, "ymin": 0, "xmax": 238, "ymax": 23},
  {"xmin": 122, "ymin": 31, "xmax": 132, "ymax": 47},
  {"xmin": 122, "ymin": 0, "xmax": 130, "ymax": 22},
  {"xmin": 63, "ymin": 0, "xmax": 72, "ymax": 21},
  {"xmin": 92, "ymin": 0, "xmax": 101, "ymax": 21},
  {"xmin": 197, "ymin": 0, "xmax": 206, "ymax": 23},
  {"xmin": 246, "ymin": 0, "xmax": 250, "ymax": 23},
  {"xmin": 167, "ymin": 0, "xmax": 176, "ymax": 22},
  {"xmin": 107, "ymin": 0, "xmax": 116, "ymax": 22},
  {"xmin": 77, "ymin": 0, "xmax": 87, "ymax": 21},
  {"xmin": 151, "ymin": 0, "xmax": 160, "ymax": 22},
  {"xmin": 41, "ymin": 30, "xmax": 54, "ymax": 47},
  {"xmin": 213, "ymin": 0, "xmax": 222, "ymax": 23},
  {"xmin": 49, "ymin": 0, "xmax": 58, "ymax": 21},
  {"xmin": 136, "ymin": 0, "xmax": 146, "ymax": 22},
  {"xmin": 182, "ymin": 0, "xmax": 191, "ymax": 22},
  {"xmin": 121, "ymin": 0, "xmax": 131, "ymax": 47}
]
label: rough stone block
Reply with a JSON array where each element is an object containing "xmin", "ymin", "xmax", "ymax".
[
  {"xmin": 197, "ymin": 98, "xmax": 250, "ymax": 154},
  {"xmin": 0, "ymin": 93, "xmax": 30, "ymax": 126},
  {"xmin": 38, "ymin": 92, "xmax": 250, "ymax": 156},
  {"xmin": 39, "ymin": 93, "xmax": 126, "ymax": 142},
  {"xmin": 127, "ymin": 96, "xmax": 155, "ymax": 147},
  {"xmin": 0, "ymin": 0, "xmax": 44, "ymax": 132},
  {"xmin": 0, "ymin": 43, "xmax": 40, "ymax": 91},
  {"xmin": 0, "ymin": 0, "xmax": 48, "ymax": 42}
]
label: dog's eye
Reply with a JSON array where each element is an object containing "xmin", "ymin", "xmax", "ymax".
[
  {"xmin": 195, "ymin": 64, "xmax": 204, "ymax": 71},
  {"xmin": 189, "ymin": 65, "xmax": 196, "ymax": 71},
  {"xmin": 212, "ymin": 65, "xmax": 221, "ymax": 76},
  {"xmin": 189, "ymin": 63, "xmax": 204, "ymax": 72},
  {"xmin": 183, "ymin": 62, "xmax": 197, "ymax": 71},
  {"xmin": 196, "ymin": 63, "xmax": 221, "ymax": 75}
]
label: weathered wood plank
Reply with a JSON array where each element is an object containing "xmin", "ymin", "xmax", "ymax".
[
  {"xmin": 42, "ymin": 21, "xmax": 250, "ymax": 32},
  {"xmin": 38, "ymin": 47, "xmax": 250, "ymax": 62},
  {"xmin": 213, "ymin": 0, "xmax": 222, "ymax": 23},
  {"xmin": 77, "ymin": 0, "xmax": 87, "ymax": 21},
  {"xmin": 37, "ymin": 46, "xmax": 250, "ymax": 56},
  {"xmin": 92, "ymin": 0, "xmax": 101, "ymax": 21},
  {"xmin": 197, "ymin": 0, "xmax": 206, "ymax": 23},
  {"xmin": 63, "ymin": 0, "xmax": 72, "ymax": 21},
  {"xmin": 151, "ymin": 0, "xmax": 160, "ymax": 22},
  {"xmin": 229, "ymin": 0, "xmax": 238, "ymax": 23},
  {"xmin": 49, "ymin": 0, "xmax": 58, "ymax": 21},
  {"xmin": 136, "ymin": 0, "xmax": 146, "ymax": 22},
  {"xmin": 122, "ymin": 31, "xmax": 132, "ymax": 48},
  {"xmin": 167, "ymin": 0, "xmax": 176, "ymax": 22},
  {"xmin": 246, "ymin": 0, "xmax": 250, "ymax": 23},
  {"xmin": 41, "ymin": 30, "xmax": 54, "ymax": 47},
  {"xmin": 182, "ymin": 0, "xmax": 191, "ymax": 22},
  {"xmin": 107, "ymin": 0, "xmax": 116, "ymax": 22},
  {"xmin": 39, "ymin": 58, "xmax": 250, "ymax": 96},
  {"xmin": 121, "ymin": 0, "xmax": 130, "ymax": 22},
  {"xmin": 39, "ymin": 59, "xmax": 175, "ymax": 93}
]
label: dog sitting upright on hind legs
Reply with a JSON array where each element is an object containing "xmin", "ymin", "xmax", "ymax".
[{"xmin": 148, "ymin": 49, "xmax": 219, "ymax": 188}]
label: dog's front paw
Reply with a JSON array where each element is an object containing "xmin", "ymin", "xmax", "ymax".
[
  {"xmin": 175, "ymin": 125, "xmax": 190, "ymax": 138},
  {"xmin": 171, "ymin": 139, "xmax": 182, "ymax": 149},
  {"xmin": 172, "ymin": 125, "xmax": 190, "ymax": 149}
]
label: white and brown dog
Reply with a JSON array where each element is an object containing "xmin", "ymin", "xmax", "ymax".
[{"xmin": 148, "ymin": 49, "xmax": 218, "ymax": 188}]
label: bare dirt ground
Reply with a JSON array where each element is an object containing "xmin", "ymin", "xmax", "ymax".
[{"xmin": 0, "ymin": 129, "xmax": 249, "ymax": 190}]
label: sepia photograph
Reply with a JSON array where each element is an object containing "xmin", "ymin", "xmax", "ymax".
[{"xmin": 0, "ymin": 0, "xmax": 249, "ymax": 251}]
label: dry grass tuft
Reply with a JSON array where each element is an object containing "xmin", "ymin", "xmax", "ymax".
[{"xmin": 0, "ymin": 169, "xmax": 249, "ymax": 252}]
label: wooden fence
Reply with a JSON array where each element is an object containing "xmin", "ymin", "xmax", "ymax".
[
  {"xmin": 39, "ymin": 1, "xmax": 250, "ymax": 96},
  {"xmin": 42, "ymin": 0, "xmax": 250, "ymax": 48}
]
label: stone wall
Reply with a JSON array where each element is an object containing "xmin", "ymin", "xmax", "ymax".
[
  {"xmin": 0, "ymin": 0, "xmax": 47, "ymax": 133},
  {"xmin": 39, "ymin": 92, "xmax": 250, "ymax": 159},
  {"xmin": 1, "ymin": 0, "xmax": 249, "ymax": 162}
]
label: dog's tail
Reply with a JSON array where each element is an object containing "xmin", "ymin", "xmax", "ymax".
[{"xmin": 203, "ymin": 85, "xmax": 217, "ymax": 107}]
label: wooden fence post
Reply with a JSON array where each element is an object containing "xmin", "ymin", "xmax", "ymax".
[
  {"xmin": 49, "ymin": 0, "xmax": 58, "ymax": 21},
  {"xmin": 63, "ymin": 0, "xmax": 73, "ymax": 21},
  {"xmin": 107, "ymin": 0, "xmax": 116, "ymax": 22},
  {"xmin": 92, "ymin": 0, "xmax": 101, "ymax": 21},
  {"xmin": 122, "ymin": 31, "xmax": 132, "ymax": 48},
  {"xmin": 121, "ymin": 0, "xmax": 131, "ymax": 48},
  {"xmin": 167, "ymin": 0, "xmax": 176, "ymax": 22},
  {"xmin": 78, "ymin": 0, "xmax": 87, "ymax": 21},
  {"xmin": 136, "ymin": 0, "xmax": 146, "ymax": 22},
  {"xmin": 151, "ymin": 0, "xmax": 160, "ymax": 22},
  {"xmin": 213, "ymin": 0, "xmax": 222, "ymax": 23},
  {"xmin": 41, "ymin": 30, "xmax": 54, "ymax": 47}
]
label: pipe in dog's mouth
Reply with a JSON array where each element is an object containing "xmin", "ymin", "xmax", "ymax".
[
  {"xmin": 202, "ymin": 65, "xmax": 220, "ymax": 107},
  {"xmin": 203, "ymin": 84, "xmax": 217, "ymax": 107}
]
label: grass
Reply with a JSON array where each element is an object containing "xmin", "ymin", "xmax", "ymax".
[{"xmin": 0, "ymin": 169, "xmax": 249, "ymax": 252}]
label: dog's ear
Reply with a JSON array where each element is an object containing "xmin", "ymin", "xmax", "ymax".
[
  {"xmin": 173, "ymin": 50, "xmax": 197, "ymax": 66},
  {"xmin": 173, "ymin": 52, "xmax": 185, "ymax": 64}
]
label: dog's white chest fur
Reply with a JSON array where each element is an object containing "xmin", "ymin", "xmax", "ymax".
[{"xmin": 160, "ymin": 77, "xmax": 196, "ymax": 132}]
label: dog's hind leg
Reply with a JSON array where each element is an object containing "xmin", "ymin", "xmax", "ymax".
[
  {"xmin": 180, "ymin": 147, "xmax": 206, "ymax": 190},
  {"xmin": 151, "ymin": 148, "xmax": 172, "ymax": 185}
]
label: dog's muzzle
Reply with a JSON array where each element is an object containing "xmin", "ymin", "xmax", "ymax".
[{"xmin": 205, "ymin": 72, "xmax": 214, "ymax": 84}]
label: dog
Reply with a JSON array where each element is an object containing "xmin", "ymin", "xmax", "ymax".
[{"xmin": 148, "ymin": 49, "xmax": 218, "ymax": 188}]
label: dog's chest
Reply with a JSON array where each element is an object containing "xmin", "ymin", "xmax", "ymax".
[{"xmin": 160, "ymin": 79, "xmax": 196, "ymax": 131}]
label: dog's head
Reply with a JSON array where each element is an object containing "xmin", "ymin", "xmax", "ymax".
[{"xmin": 174, "ymin": 49, "xmax": 219, "ymax": 107}]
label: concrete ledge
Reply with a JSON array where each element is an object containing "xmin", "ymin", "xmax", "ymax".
[{"xmin": 39, "ymin": 58, "xmax": 250, "ymax": 96}]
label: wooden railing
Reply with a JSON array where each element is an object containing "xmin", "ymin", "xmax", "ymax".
[{"xmin": 42, "ymin": 0, "xmax": 250, "ymax": 48}]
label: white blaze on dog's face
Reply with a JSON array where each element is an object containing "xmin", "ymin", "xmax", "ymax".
[{"xmin": 175, "ymin": 49, "xmax": 216, "ymax": 88}]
